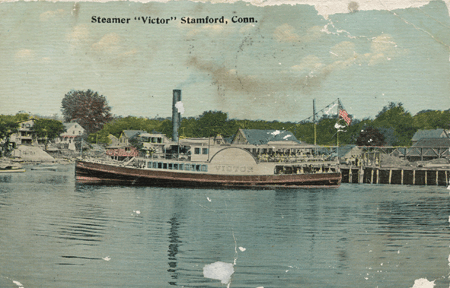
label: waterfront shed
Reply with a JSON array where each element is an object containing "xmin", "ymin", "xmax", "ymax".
[
  {"xmin": 406, "ymin": 138, "xmax": 450, "ymax": 161},
  {"xmin": 411, "ymin": 129, "xmax": 448, "ymax": 145}
]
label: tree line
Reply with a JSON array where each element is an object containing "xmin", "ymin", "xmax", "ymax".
[
  {"xmin": 1, "ymin": 90, "xmax": 449, "ymax": 151},
  {"xmin": 91, "ymin": 103, "xmax": 450, "ymax": 147}
]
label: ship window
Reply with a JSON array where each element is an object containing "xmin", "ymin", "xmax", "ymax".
[
  {"xmin": 184, "ymin": 164, "xmax": 190, "ymax": 171},
  {"xmin": 174, "ymin": 164, "xmax": 178, "ymax": 170},
  {"xmin": 157, "ymin": 138, "xmax": 162, "ymax": 143},
  {"xmin": 147, "ymin": 162, "xmax": 152, "ymax": 168},
  {"xmin": 194, "ymin": 148, "xmax": 200, "ymax": 154},
  {"xmin": 191, "ymin": 165, "xmax": 196, "ymax": 171},
  {"xmin": 168, "ymin": 163, "xmax": 173, "ymax": 170},
  {"xmin": 158, "ymin": 162, "xmax": 162, "ymax": 169},
  {"xmin": 201, "ymin": 165, "xmax": 207, "ymax": 172},
  {"xmin": 195, "ymin": 165, "xmax": 200, "ymax": 171},
  {"xmin": 202, "ymin": 148, "xmax": 208, "ymax": 154},
  {"xmin": 179, "ymin": 164, "xmax": 184, "ymax": 170},
  {"xmin": 163, "ymin": 163, "xmax": 167, "ymax": 169},
  {"xmin": 275, "ymin": 165, "xmax": 293, "ymax": 174},
  {"xmin": 153, "ymin": 162, "xmax": 157, "ymax": 168}
]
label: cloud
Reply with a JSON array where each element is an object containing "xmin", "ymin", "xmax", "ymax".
[
  {"xmin": 90, "ymin": 33, "xmax": 140, "ymax": 66},
  {"xmin": 291, "ymin": 34, "xmax": 406, "ymax": 78},
  {"xmin": 367, "ymin": 34, "xmax": 406, "ymax": 65},
  {"xmin": 274, "ymin": 24, "xmax": 300, "ymax": 42},
  {"xmin": 371, "ymin": 34, "xmax": 397, "ymax": 52},
  {"xmin": 92, "ymin": 33, "xmax": 121, "ymax": 53},
  {"xmin": 39, "ymin": 9, "xmax": 65, "ymax": 21},
  {"xmin": 274, "ymin": 24, "xmax": 324, "ymax": 43},
  {"xmin": 239, "ymin": 23, "xmax": 256, "ymax": 34},
  {"xmin": 329, "ymin": 41, "xmax": 355, "ymax": 60},
  {"xmin": 91, "ymin": 33, "xmax": 139, "ymax": 57},
  {"xmin": 287, "ymin": 34, "xmax": 407, "ymax": 92},
  {"xmin": 291, "ymin": 41, "xmax": 357, "ymax": 76},
  {"xmin": 15, "ymin": 49, "xmax": 34, "ymax": 60},
  {"xmin": 66, "ymin": 24, "xmax": 90, "ymax": 49},
  {"xmin": 302, "ymin": 25, "xmax": 324, "ymax": 42},
  {"xmin": 291, "ymin": 55, "xmax": 324, "ymax": 73}
]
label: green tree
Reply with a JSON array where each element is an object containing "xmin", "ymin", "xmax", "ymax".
[
  {"xmin": 194, "ymin": 111, "xmax": 229, "ymax": 137},
  {"xmin": 0, "ymin": 113, "xmax": 30, "ymax": 156},
  {"xmin": 33, "ymin": 119, "xmax": 66, "ymax": 150},
  {"xmin": 413, "ymin": 110, "xmax": 450, "ymax": 130},
  {"xmin": 158, "ymin": 119, "xmax": 173, "ymax": 139},
  {"xmin": 61, "ymin": 90, "xmax": 112, "ymax": 135},
  {"xmin": 373, "ymin": 102, "xmax": 415, "ymax": 146},
  {"xmin": 356, "ymin": 126, "xmax": 385, "ymax": 146}
]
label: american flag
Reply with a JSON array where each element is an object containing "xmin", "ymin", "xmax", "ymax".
[{"xmin": 339, "ymin": 109, "xmax": 352, "ymax": 125}]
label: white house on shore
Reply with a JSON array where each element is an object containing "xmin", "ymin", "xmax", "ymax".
[{"xmin": 55, "ymin": 122, "xmax": 85, "ymax": 151}]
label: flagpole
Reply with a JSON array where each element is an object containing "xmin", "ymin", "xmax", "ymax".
[
  {"xmin": 337, "ymin": 98, "xmax": 340, "ymax": 148},
  {"xmin": 313, "ymin": 99, "xmax": 316, "ymax": 145},
  {"xmin": 336, "ymin": 124, "xmax": 339, "ymax": 148}
]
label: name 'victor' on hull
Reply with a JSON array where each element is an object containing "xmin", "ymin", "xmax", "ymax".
[{"xmin": 75, "ymin": 89, "xmax": 342, "ymax": 189}]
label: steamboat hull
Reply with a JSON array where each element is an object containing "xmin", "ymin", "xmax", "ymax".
[{"xmin": 76, "ymin": 161, "xmax": 341, "ymax": 189}]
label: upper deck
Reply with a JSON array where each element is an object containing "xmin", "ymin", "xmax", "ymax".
[{"xmin": 89, "ymin": 147, "xmax": 339, "ymax": 176}]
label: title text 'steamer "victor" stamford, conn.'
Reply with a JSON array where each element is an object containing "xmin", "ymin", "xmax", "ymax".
[{"xmin": 91, "ymin": 15, "xmax": 257, "ymax": 24}]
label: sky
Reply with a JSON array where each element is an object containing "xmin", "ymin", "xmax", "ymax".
[{"xmin": 1, "ymin": 0, "xmax": 449, "ymax": 122}]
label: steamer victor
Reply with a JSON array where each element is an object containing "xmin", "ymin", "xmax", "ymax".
[{"xmin": 75, "ymin": 89, "xmax": 341, "ymax": 189}]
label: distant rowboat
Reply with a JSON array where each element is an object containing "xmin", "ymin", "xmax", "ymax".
[
  {"xmin": 31, "ymin": 166, "xmax": 57, "ymax": 171},
  {"xmin": 0, "ymin": 167, "xmax": 26, "ymax": 173}
]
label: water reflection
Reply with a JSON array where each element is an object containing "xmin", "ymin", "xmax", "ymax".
[
  {"xmin": 0, "ymin": 175, "xmax": 12, "ymax": 183},
  {"xmin": 167, "ymin": 214, "xmax": 181, "ymax": 286},
  {"xmin": 55, "ymin": 202, "xmax": 107, "ymax": 245},
  {"xmin": 36, "ymin": 175, "xmax": 68, "ymax": 185},
  {"xmin": 376, "ymin": 196, "xmax": 450, "ymax": 236}
]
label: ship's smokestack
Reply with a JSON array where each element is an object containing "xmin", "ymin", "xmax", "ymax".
[{"xmin": 172, "ymin": 89, "xmax": 182, "ymax": 142}]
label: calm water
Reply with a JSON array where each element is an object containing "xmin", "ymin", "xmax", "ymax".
[{"xmin": 0, "ymin": 164, "xmax": 449, "ymax": 288}]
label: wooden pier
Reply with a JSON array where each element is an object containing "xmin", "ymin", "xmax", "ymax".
[{"xmin": 340, "ymin": 166, "xmax": 450, "ymax": 186}]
